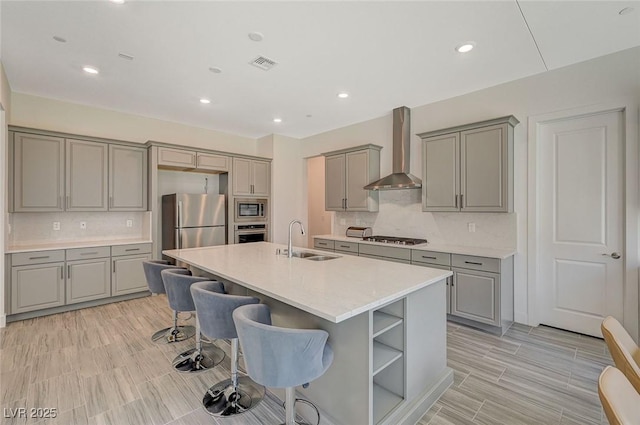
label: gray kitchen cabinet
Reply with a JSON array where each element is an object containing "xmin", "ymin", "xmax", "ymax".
[
  {"xmin": 157, "ymin": 147, "xmax": 196, "ymax": 169},
  {"xmin": 10, "ymin": 250, "xmax": 65, "ymax": 314},
  {"xmin": 313, "ymin": 238, "xmax": 335, "ymax": 252},
  {"xmin": 359, "ymin": 244, "xmax": 411, "ymax": 264},
  {"xmin": 233, "ymin": 157, "xmax": 270, "ymax": 196},
  {"xmin": 66, "ymin": 139, "xmax": 108, "ymax": 211},
  {"xmin": 111, "ymin": 244, "xmax": 152, "ymax": 296},
  {"xmin": 323, "ymin": 145, "xmax": 381, "ymax": 212},
  {"xmin": 109, "ymin": 144, "xmax": 148, "ymax": 211},
  {"xmin": 12, "ymin": 132, "xmax": 65, "ymax": 212},
  {"xmin": 157, "ymin": 147, "xmax": 230, "ymax": 173},
  {"xmin": 197, "ymin": 152, "xmax": 229, "ymax": 172},
  {"xmin": 411, "ymin": 250, "xmax": 452, "ymax": 314},
  {"xmin": 419, "ymin": 116, "xmax": 518, "ymax": 213},
  {"xmin": 450, "ymin": 254, "xmax": 513, "ymax": 334},
  {"xmin": 334, "ymin": 241, "xmax": 359, "ymax": 256},
  {"xmin": 66, "ymin": 247, "xmax": 111, "ymax": 304}
]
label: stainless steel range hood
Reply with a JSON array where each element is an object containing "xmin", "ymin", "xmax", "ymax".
[{"xmin": 364, "ymin": 106, "xmax": 422, "ymax": 190}]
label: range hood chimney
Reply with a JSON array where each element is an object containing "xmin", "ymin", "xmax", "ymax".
[{"xmin": 364, "ymin": 106, "xmax": 422, "ymax": 190}]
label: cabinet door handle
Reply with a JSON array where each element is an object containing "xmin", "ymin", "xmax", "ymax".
[
  {"xmin": 67, "ymin": 265, "xmax": 71, "ymax": 279},
  {"xmin": 455, "ymin": 194, "xmax": 458, "ymax": 208},
  {"xmin": 60, "ymin": 266, "xmax": 64, "ymax": 280},
  {"xmin": 464, "ymin": 261, "xmax": 483, "ymax": 266},
  {"xmin": 113, "ymin": 262, "xmax": 116, "ymax": 273},
  {"xmin": 66, "ymin": 195, "xmax": 70, "ymax": 209},
  {"xmin": 339, "ymin": 245, "xmax": 350, "ymax": 249},
  {"xmin": 125, "ymin": 248, "xmax": 140, "ymax": 252},
  {"xmin": 80, "ymin": 252, "xmax": 99, "ymax": 256},
  {"xmin": 421, "ymin": 255, "xmax": 437, "ymax": 260},
  {"xmin": 449, "ymin": 276, "xmax": 454, "ymax": 287},
  {"xmin": 460, "ymin": 194, "xmax": 464, "ymax": 208},
  {"xmin": 29, "ymin": 255, "xmax": 49, "ymax": 260}
]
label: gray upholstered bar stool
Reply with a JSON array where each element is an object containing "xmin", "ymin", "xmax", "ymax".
[
  {"xmin": 161, "ymin": 269, "xmax": 226, "ymax": 373},
  {"xmin": 142, "ymin": 260, "xmax": 195, "ymax": 344},
  {"xmin": 233, "ymin": 304, "xmax": 334, "ymax": 425},
  {"xmin": 190, "ymin": 281, "xmax": 265, "ymax": 416}
]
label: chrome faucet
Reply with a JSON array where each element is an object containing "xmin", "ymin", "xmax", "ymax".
[{"xmin": 287, "ymin": 220, "xmax": 306, "ymax": 258}]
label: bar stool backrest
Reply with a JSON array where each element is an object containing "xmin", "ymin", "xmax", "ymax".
[
  {"xmin": 233, "ymin": 303, "xmax": 334, "ymax": 389},
  {"xmin": 142, "ymin": 260, "xmax": 188, "ymax": 294},
  {"xmin": 601, "ymin": 316, "xmax": 640, "ymax": 393},
  {"xmin": 161, "ymin": 269, "xmax": 213, "ymax": 313}
]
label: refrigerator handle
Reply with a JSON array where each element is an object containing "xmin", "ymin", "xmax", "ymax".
[
  {"xmin": 177, "ymin": 200, "xmax": 183, "ymax": 228},
  {"xmin": 176, "ymin": 229, "xmax": 182, "ymax": 249}
]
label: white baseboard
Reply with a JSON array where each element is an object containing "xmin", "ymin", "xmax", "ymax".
[{"xmin": 0, "ymin": 314, "xmax": 6, "ymax": 328}]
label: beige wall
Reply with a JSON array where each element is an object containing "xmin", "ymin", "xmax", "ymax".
[
  {"xmin": 300, "ymin": 46, "xmax": 640, "ymax": 334},
  {"xmin": 10, "ymin": 93, "xmax": 258, "ymax": 155},
  {"xmin": 306, "ymin": 156, "xmax": 331, "ymax": 245}
]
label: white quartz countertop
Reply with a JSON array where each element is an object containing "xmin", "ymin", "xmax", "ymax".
[
  {"xmin": 163, "ymin": 242, "xmax": 451, "ymax": 323},
  {"xmin": 314, "ymin": 235, "xmax": 516, "ymax": 259},
  {"xmin": 6, "ymin": 239, "xmax": 153, "ymax": 253}
]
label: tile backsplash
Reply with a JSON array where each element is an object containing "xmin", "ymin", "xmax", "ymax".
[
  {"xmin": 334, "ymin": 190, "xmax": 516, "ymax": 249},
  {"xmin": 8, "ymin": 211, "xmax": 151, "ymax": 246}
]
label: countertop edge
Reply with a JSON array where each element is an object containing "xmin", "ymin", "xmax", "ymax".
[
  {"xmin": 313, "ymin": 235, "xmax": 516, "ymax": 259},
  {"xmin": 7, "ymin": 240, "xmax": 153, "ymax": 254}
]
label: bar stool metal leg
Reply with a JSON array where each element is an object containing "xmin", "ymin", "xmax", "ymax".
[
  {"xmin": 172, "ymin": 313, "xmax": 225, "ymax": 373},
  {"xmin": 202, "ymin": 338, "xmax": 265, "ymax": 416},
  {"xmin": 152, "ymin": 310, "xmax": 195, "ymax": 344}
]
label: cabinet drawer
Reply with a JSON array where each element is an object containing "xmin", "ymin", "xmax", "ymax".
[
  {"xmin": 111, "ymin": 243, "xmax": 152, "ymax": 257},
  {"xmin": 158, "ymin": 147, "xmax": 196, "ymax": 168},
  {"xmin": 66, "ymin": 246, "xmax": 110, "ymax": 261},
  {"xmin": 359, "ymin": 253, "xmax": 411, "ymax": 264},
  {"xmin": 411, "ymin": 250, "xmax": 450, "ymax": 266},
  {"xmin": 358, "ymin": 244, "xmax": 411, "ymax": 262},
  {"xmin": 451, "ymin": 254, "xmax": 499, "ymax": 273},
  {"xmin": 334, "ymin": 241, "xmax": 358, "ymax": 254},
  {"xmin": 197, "ymin": 153, "xmax": 229, "ymax": 172},
  {"xmin": 314, "ymin": 239, "xmax": 335, "ymax": 250},
  {"xmin": 12, "ymin": 250, "xmax": 65, "ymax": 266}
]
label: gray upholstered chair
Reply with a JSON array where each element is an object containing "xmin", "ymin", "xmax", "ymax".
[
  {"xmin": 190, "ymin": 281, "xmax": 265, "ymax": 416},
  {"xmin": 142, "ymin": 260, "xmax": 195, "ymax": 343},
  {"xmin": 161, "ymin": 269, "xmax": 225, "ymax": 373},
  {"xmin": 233, "ymin": 303, "xmax": 334, "ymax": 425}
]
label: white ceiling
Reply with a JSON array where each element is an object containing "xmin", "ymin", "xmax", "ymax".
[{"xmin": 2, "ymin": 1, "xmax": 639, "ymax": 139}]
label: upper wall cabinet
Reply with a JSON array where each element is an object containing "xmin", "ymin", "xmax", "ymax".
[
  {"xmin": 13, "ymin": 132, "xmax": 65, "ymax": 212},
  {"xmin": 418, "ymin": 116, "xmax": 518, "ymax": 213},
  {"xmin": 11, "ymin": 130, "xmax": 148, "ymax": 212},
  {"xmin": 66, "ymin": 139, "xmax": 108, "ymax": 211},
  {"xmin": 109, "ymin": 145, "xmax": 148, "ymax": 211},
  {"xmin": 323, "ymin": 145, "xmax": 381, "ymax": 212},
  {"xmin": 233, "ymin": 158, "xmax": 270, "ymax": 197},
  {"xmin": 157, "ymin": 147, "xmax": 230, "ymax": 173}
]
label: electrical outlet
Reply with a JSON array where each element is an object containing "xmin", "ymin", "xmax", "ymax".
[
  {"xmin": 80, "ymin": 221, "xmax": 87, "ymax": 230},
  {"xmin": 468, "ymin": 222, "xmax": 476, "ymax": 233},
  {"xmin": 126, "ymin": 219, "xmax": 133, "ymax": 228},
  {"xmin": 53, "ymin": 222, "xmax": 60, "ymax": 231}
]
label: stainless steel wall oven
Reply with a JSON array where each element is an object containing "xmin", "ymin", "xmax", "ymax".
[{"xmin": 234, "ymin": 224, "xmax": 268, "ymax": 244}]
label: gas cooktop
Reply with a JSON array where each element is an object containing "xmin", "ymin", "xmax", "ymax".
[{"xmin": 363, "ymin": 236, "xmax": 428, "ymax": 246}]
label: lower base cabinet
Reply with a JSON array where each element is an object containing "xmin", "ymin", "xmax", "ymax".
[
  {"xmin": 11, "ymin": 261, "xmax": 65, "ymax": 314},
  {"xmin": 8, "ymin": 243, "xmax": 152, "ymax": 316},
  {"xmin": 111, "ymin": 244, "xmax": 152, "ymax": 296},
  {"xmin": 451, "ymin": 269, "xmax": 499, "ymax": 326}
]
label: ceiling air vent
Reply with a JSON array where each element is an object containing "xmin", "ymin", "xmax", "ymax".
[{"xmin": 249, "ymin": 56, "xmax": 278, "ymax": 71}]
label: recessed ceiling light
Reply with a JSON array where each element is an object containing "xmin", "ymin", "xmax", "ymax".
[
  {"xmin": 110, "ymin": 0, "xmax": 125, "ymax": 4},
  {"xmin": 53, "ymin": 36, "xmax": 67, "ymax": 43},
  {"xmin": 200, "ymin": 98, "xmax": 211, "ymax": 104},
  {"xmin": 455, "ymin": 42, "xmax": 475, "ymax": 53},
  {"xmin": 209, "ymin": 66, "xmax": 222, "ymax": 74},
  {"xmin": 619, "ymin": 7, "xmax": 635, "ymax": 15},
  {"xmin": 273, "ymin": 118, "xmax": 282, "ymax": 123},
  {"xmin": 337, "ymin": 92, "xmax": 349, "ymax": 99},
  {"xmin": 83, "ymin": 66, "xmax": 99, "ymax": 74},
  {"xmin": 248, "ymin": 32, "xmax": 264, "ymax": 42}
]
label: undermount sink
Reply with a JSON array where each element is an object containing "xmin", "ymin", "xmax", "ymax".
[
  {"xmin": 305, "ymin": 255, "xmax": 339, "ymax": 261},
  {"xmin": 291, "ymin": 251, "xmax": 339, "ymax": 261},
  {"xmin": 291, "ymin": 251, "xmax": 318, "ymax": 258}
]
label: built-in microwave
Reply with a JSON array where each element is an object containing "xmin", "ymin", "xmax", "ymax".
[{"xmin": 235, "ymin": 198, "xmax": 267, "ymax": 222}]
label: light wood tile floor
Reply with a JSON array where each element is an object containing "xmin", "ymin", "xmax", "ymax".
[{"xmin": 1, "ymin": 296, "xmax": 612, "ymax": 425}]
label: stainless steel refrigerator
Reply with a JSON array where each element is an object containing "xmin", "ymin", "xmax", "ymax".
[{"xmin": 162, "ymin": 193, "xmax": 226, "ymax": 252}]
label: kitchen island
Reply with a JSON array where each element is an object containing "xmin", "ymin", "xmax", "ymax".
[{"xmin": 163, "ymin": 242, "xmax": 453, "ymax": 425}]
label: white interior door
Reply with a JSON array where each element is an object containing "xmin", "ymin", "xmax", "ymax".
[{"xmin": 538, "ymin": 110, "xmax": 623, "ymax": 337}]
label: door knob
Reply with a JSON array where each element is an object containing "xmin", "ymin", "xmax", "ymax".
[{"xmin": 602, "ymin": 252, "xmax": 621, "ymax": 259}]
